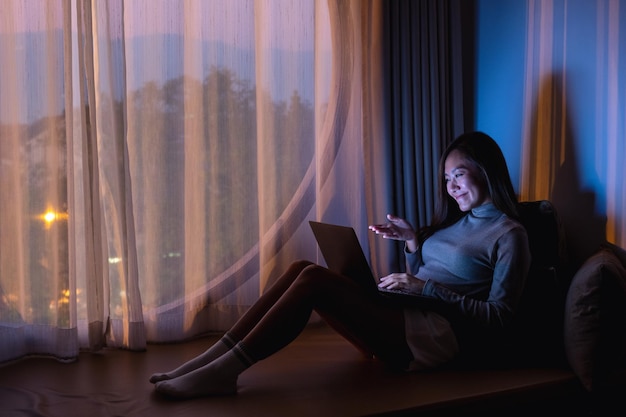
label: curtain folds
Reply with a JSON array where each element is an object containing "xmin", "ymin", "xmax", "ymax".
[
  {"xmin": 0, "ymin": 0, "xmax": 371, "ymax": 363},
  {"xmin": 71, "ymin": 0, "xmax": 109, "ymax": 351},
  {"xmin": 0, "ymin": 0, "xmax": 466, "ymax": 363},
  {"xmin": 368, "ymin": 0, "xmax": 467, "ymax": 276}
]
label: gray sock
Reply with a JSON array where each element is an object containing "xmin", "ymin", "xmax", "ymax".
[
  {"xmin": 149, "ymin": 331, "xmax": 238, "ymax": 383},
  {"xmin": 155, "ymin": 341, "xmax": 257, "ymax": 398}
]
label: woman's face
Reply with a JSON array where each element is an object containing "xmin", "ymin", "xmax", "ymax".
[{"xmin": 444, "ymin": 149, "xmax": 492, "ymax": 212}]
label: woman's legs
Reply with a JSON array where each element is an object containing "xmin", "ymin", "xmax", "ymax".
[
  {"xmin": 155, "ymin": 264, "xmax": 412, "ymax": 398},
  {"xmin": 243, "ymin": 264, "xmax": 412, "ymax": 367},
  {"xmin": 149, "ymin": 260, "xmax": 314, "ymax": 383}
]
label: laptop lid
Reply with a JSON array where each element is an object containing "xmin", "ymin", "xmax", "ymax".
[{"xmin": 308, "ymin": 221, "xmax": 377, "ymax": 290}]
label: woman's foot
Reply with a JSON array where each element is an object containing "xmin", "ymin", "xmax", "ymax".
[
  {"xmin": 149, "ymin": 334, "xmax": 237, "ymax": 383},
  {"xmin": 153, "ymin": 342, "xmax": 254, "ymax": 399},
  {"xmin": 149, "ymin": 355, "xmax": 211, "ymax": 383},
  {"xmin": 149, "ymin": 372, "xmax": 174, "ymax": 383},
  {"xmin": 154, "ymin": 364, "xmax": 238, "ymax": 399}
]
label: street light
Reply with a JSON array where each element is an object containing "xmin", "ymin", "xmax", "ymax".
[{"xmin": 38, "ymin": 209, "xmax": 68, "ymax": 229}]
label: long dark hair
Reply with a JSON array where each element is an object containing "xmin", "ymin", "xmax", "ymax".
[{"xmin": 419, "ymin": 131, "xmax": 520, "ymax": 242}]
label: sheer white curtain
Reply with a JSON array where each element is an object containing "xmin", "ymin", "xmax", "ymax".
[{"xmin": 0, "ymin": 0, "xmax": 373, "ymax": 362}]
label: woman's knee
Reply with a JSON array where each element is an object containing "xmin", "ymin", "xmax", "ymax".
[
  {"xmin": 292, "ymin": 264, "xmax": 334, "ymax": 290},
  {"xmin": 266, "ymin": 260, "xmax": 315, "ymax": 292},
  {"xmin": 300, "ymin": 263, "xmax": 331, "ymax": 279},
  {"xmin": 293, "ymin": 265, "xmax": 360, "ymax": 300},
  {"xmin": 289, "ymin": 259, "xmax": 315, "ymax": 273},
  {"xmin": 278, "ymin": 260, "xmax": 315, "ymax": 284}
]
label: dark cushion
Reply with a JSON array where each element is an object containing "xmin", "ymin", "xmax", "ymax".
[
  {"xmin": 603, "ymin": 241, "xmax": 626, "ymax": 267},
  {"xmin": 512, "ymin": 200, "xmax": 568, "ymax": 365},
  {"xmin": 564, "ymin": 247, "xmax": 626, "ymax": 392},
  {"xmin": 518, "ymin": 200, "xmax": 566, "ymax": 272}
]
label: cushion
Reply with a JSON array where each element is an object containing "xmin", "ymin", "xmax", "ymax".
[
  {"xmin": 512, "ymin": 200, "xmax": 568, "ymax": 365},
  {"xmin": 603, "ymin": 241, "xmax": 626, "ymax": 267},
  {"xmin": 518, "ymin": 200, "xmax": 566, "ymax": 272},
  {"xmin": 564, "ymin": 247, "xmax": 626, "ymax": 392}
]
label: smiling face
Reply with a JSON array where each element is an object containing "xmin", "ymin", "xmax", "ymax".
[{"xmin": 444, "ymin": 149, "xmax": 492, "ymax": 212}]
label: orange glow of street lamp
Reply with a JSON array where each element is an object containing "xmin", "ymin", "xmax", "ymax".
[{"xmin": 38, "ymin": 209, "xmax": 69, "ymax": 228}]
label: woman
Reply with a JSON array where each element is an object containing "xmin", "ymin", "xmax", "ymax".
[{"xmin": 150, "ymin": 131, "xmax": 531, "ymax": 398}]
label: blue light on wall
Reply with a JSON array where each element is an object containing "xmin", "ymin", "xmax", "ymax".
[{"xmin": 475, "ymin": 0, "xmax": 626, "ymax": 252}]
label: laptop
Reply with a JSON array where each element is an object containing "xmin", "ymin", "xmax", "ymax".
[{"xmin": 308, "ymin": 220, "xmax": 447, "ymax": 310}]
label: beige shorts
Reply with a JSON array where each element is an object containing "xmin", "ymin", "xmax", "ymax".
[{"xmin": 403, "ymin": 308, "xmax": 460, "ymax": 371}]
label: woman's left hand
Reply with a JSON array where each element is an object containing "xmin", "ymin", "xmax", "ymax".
[
  {"xmin": 369, "ymin": 214, "xmax": 419, "ymax": 252},
  {"xmin": 378, "ymin": 273, "xmax": 425, "ymax": 295}
]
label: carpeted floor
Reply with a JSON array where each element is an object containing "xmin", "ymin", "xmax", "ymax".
[{"xmin": 0, "ymin": 323, "xmax": 589, "ymax": 417}]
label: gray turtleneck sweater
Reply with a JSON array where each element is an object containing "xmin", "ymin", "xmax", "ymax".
[{"xmin": 406, "ymin": 203, "xmax": 531, "ymax": 330}]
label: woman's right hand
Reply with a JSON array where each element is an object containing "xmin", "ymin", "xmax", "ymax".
[
  {"xmin": 378, "ymin": 272, "xmax": 425, "ymax": 295},
  {"xmin": 369, "ymin": 214, "xmax": 418, "ymax": 252}
]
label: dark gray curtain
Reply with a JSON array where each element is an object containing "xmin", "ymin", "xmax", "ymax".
[{"xmin": 379, "ymin": 0, "xmax": 470, "ymax": 271}]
